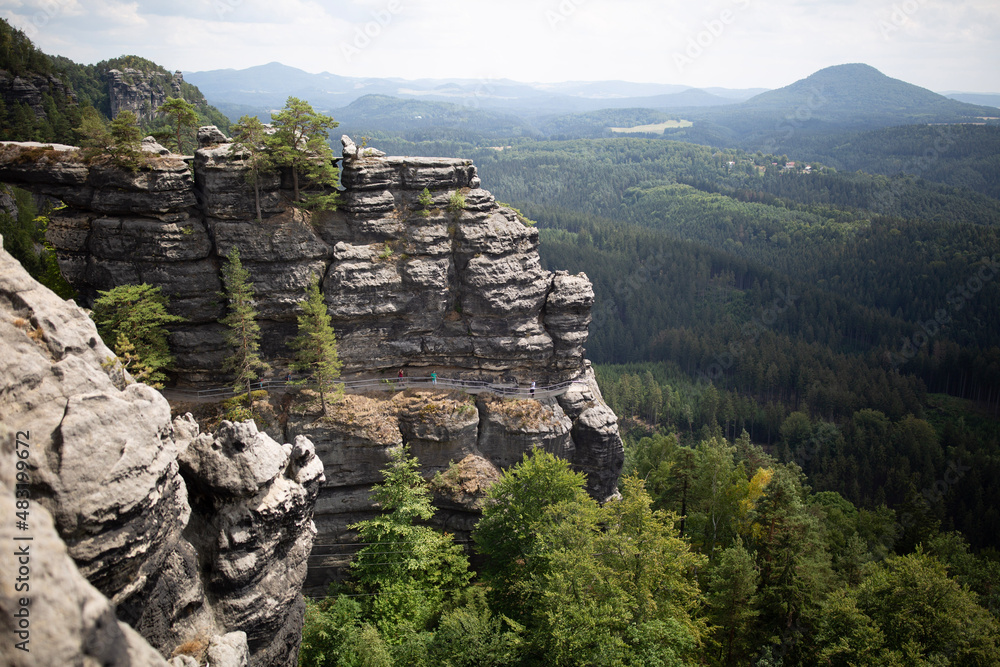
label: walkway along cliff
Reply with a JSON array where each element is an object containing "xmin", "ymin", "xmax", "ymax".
[{"xmin": 0, "ymin": 131, "xmax": 624, "ymax": 599}]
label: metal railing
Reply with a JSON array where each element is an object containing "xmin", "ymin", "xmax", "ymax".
[{"xmin": 165, "ymin": 375, "xmax": 586, "ymax": 401}]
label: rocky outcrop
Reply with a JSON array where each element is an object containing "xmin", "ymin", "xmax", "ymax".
[
  {"xmin": 107, "ymin": 67, "xmax": 184, "ymax": 122},
  {"xmin": 0, "ymin": 134, "xmax": 595, "ymax": 384},
  {"xmin": 0, "ymin": 134, "xmax": 625, "ymax": 594},
  {"xmin": 0, "ymin": 69, "xmax": 76, "ymax": 119},
  {"xmin": 0, "ymin": 240, "xmax": 322, "ymax": 666}
]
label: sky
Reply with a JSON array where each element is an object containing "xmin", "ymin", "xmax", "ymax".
[{"xmin": 2, "ymin": 0, "xmax": 999, "ymax": 93}]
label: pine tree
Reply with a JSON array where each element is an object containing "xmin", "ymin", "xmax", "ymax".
[
  {"xmin": 157, "ymin": 97, "xmax": 198, "ymax": 154},
  {"xmin": 229, "ymin": 115, "xmax": 274, "ymax": 222},
  {"xmin": 289, "ymin": 276, "xmax": 343, "ymax": 415},
  {"xmin": 349, "ymin": 446, "xmax": 472, "ymax": 639},
  {"xmin": 91, "ymin": 283, "xmax": 185, "ymax": 388},
  {"xmin": 267, "ymin": 96, "xmax": 340, "ymax": 210},
  {"xmin": 220, "ymin": 246, "xmax": 269, "ymax": 408}
]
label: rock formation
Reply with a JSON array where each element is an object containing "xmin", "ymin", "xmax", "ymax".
[
  {"xmin": 107, "ymin": 67, "xmax": 185, "ymax": 122},
  {"xmin": 0, "ymin": 69, "xmax": 76, "ymax": 120},
  {"xmin": 0, "ymin": 132, "xmax": 625, "ymax": 595},
  {"xmin": 0, "ymin": 239, "xmax": 323, "ymax": 666}
]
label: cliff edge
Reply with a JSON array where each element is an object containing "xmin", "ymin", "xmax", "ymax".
[{"xmin": 0, "ymin": 237, "xmax": 324, "ymax": 666}]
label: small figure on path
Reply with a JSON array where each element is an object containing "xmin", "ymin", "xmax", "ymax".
[
  {"xmin": 530, "ymin": 380, "xmax": 536, "ymax": 398},
  {"xmin": 431, "ymin": 371, "xmax": 437, "ymax": 385}
]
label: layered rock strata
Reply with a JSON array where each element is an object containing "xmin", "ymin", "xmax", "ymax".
[
  {"xmin": 0, "ymin": 134, "xmax": 595, "ymax": 384},
  {"xmin": 0, "ymin": 134, "xmax": 625, "ymax": 594},
  {"xmin": 0, "ymin": 240, "xmax": 323, "ymax": 667}
]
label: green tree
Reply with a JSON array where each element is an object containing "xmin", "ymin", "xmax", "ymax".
[
  {"xmin": 229, "ymin": 114, "xmax": 274, "ymax": 221},
  {"xmin": 842, "ymin": 552, "xmax": 1000, "ymax": 665},
  {"xmin": 91, "ymin": 283, "xmax": 184, "ymax": 388},
  {"xmin": 268, "ymin": 96, "xmax": 340, "ymax": 210},
  {"xmin": 349, "ymin": 446, "xmax": 472, "ymax": 642},
  {"xmin": 472, "ymin": 449, "xmax": 591, "ymax": 622},
  {"xmin": 220, "ymin": 246, "xmax": 268, "ymax": 407},
  {"xmin": 157, "ymin": 97, "xmax": 198, "ymax": 154},
  {"xmin": 706, "ymin": 538, "xmax": 760, "ymax": 666},
  {"xmin": 289, "ymin": 277, "xmax": 343, "ymax": 415},
  {"xmin": 78, "ymin": 107, "xmax": 143, "ymax": 170}
]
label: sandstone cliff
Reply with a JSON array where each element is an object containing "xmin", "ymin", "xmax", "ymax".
[
  {"xmin": 0, "ymin": 239, "xmax": 324, "ymax": 666},
  {"xmin": 0, "ymin": 132, "xmax": 625, "ymax": 595}
]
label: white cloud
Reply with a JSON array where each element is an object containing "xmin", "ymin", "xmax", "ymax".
[{"xmin": 2, "ymin": 0, "xmax": 998, "ymax": 91}]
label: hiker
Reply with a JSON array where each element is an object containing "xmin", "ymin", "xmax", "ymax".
[
  {"xmin": 431, "ymin": 371, "xmax": 437, "ymax": 385},
  {"xmin": 530, "ymin": 380, "xmax": 536, "ymax": 397}
]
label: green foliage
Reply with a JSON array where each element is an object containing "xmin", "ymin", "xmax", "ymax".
[
  {"xmin": 268, "ymin": 96, "xmax": 341, "ymax": 209},
  {"xmin": 446, "ymin": 190, "xmax": 466, "ymax": 214},
  {"xmin": 157, "ymin": 97, "xmax": 198, "ymax": 154},
  {"xmin": 472, "ymin": 449, "xmax": 590, "ymax": 622},
  {"xmin": 289, "ymin": 277, "xmax": 343, "ymax": 414},
  {"xmin": 91, "ymin": 283, "xmax": 184, "ymax": 388},
  {"xmin": 349, "ymin": 446, "xmax": 472, "ymax": 640},
  {"xmin": 0, "ymin": 186, "xmax": 75, "ymax": 298},
  {"xmin": 78, "ymin": 107, "xmax": 144, "ymax": 170},
  {"xmin": 417, "ymin": 187, "xmax": 433, "ymax": 217},
  {"xmin": 815, "ymin": 552, "xmax": 1000, "ymax": 665},
  {"xmin": 220, "ymin": 246, "xmax": 269, "ymax": 407},
  {"xmin": 229, "ymin": 114, "xmax": 275, "ymax": 221}
]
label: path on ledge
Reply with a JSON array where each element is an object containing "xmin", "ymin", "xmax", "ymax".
[{"xmin": 162, "ymin": 375, "xmax": 585, "ymax": 404}]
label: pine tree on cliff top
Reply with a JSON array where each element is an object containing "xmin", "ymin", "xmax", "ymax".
[
  {"xmin": 289, "ymin": 276, "xmax": 343, "ymax": 415},
  {"xmin": 267, "ymin": 96, "xmax": 340, "ymax": 211},
  {"xmin": 220, "ymin": 246, "xmax": 269, "ymax": 408},
  {"xmin": 229, "ymin": 115, "xmax": 273, "ymax": 222},
  {"xmin": 157, "ymin": 97, "xmax": 198, "ymax": 154}
]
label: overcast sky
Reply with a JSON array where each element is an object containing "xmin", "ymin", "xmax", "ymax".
[{"xmin": 3, "ymin": 0, "xmax": 999, "ymax": 92}]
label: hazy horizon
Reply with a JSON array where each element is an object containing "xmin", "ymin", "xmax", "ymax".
[{"xmin": 3, "ymin": 0, "xmax": 998, "ymax": 94}]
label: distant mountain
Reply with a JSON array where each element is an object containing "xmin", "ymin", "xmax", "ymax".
[
  {"xmin": 333, "ymin": 94, "xmax": 541, "ymax": 142},
  {"xmin": 674, "ymin": 64, "xmax": 1000, "ymax": 153},
  {"xmin": 738, "ymin": 64, "xmax": 997, "ymax": 120},
  {"xmin": 942, "ymin": 92, "xmax": 1000, "ymax": 110},
  {"xmin": 185, "ymin": 62, "xmax": 765, "ymax": 120}
]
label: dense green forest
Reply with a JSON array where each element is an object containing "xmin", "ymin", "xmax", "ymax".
[
  {"xmin": 300, "ymin": 444, "xmax": 1000, "ymax": 666},
  {"xmin": 457, "ymin": 137, "xmax": 1000, "ymax": 554}
]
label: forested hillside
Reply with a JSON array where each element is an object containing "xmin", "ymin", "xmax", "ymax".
[
  {"xmin": 466, "ymin": 138, "xmax": 1000, "ymax": 552},
  {"xmin": 0, "ymin": 18, "xmax": 228, "ymax": 144}
]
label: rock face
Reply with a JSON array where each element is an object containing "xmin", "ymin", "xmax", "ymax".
[
  {"xmin": 0, "ymin": 133, "xmax": 625, "ymax": 594},
  {"xmin": 0, "ymin": 240, "xmax": 323, "ymax": 666},
  {"xmin": 0, "ymin": 134, "xmax": 595, "ymax": 384},
  {"xmin": 107, "ymin": 67, "xmax": 184, "ymax": 122},
  {"xmin": 0, "ymin": 69, "xmax": 76, "ymax": 119}
]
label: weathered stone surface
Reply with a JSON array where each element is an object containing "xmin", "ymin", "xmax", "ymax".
[
  {"xmin": 0, "ymin": 243, "xmax": 323, "ymax": 667},
  {"xmin": 1, "ymin": 136, "xmax": 625, "ymax": 602},
  {"xmin": 0, "ymin": 480, "xmax": 171, "ymax": 667},
  {"xmin": 477, "ymin": 395, "xmax": 575, "ymax": 468},
  {"xmin": 106, "ymin": 68, "xmax": 183, "ymax": 123}
]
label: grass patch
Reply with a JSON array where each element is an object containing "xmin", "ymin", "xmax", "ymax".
[{"xmin": 609, "ymin": 119, "xmax": 693, "ymax": 134}]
